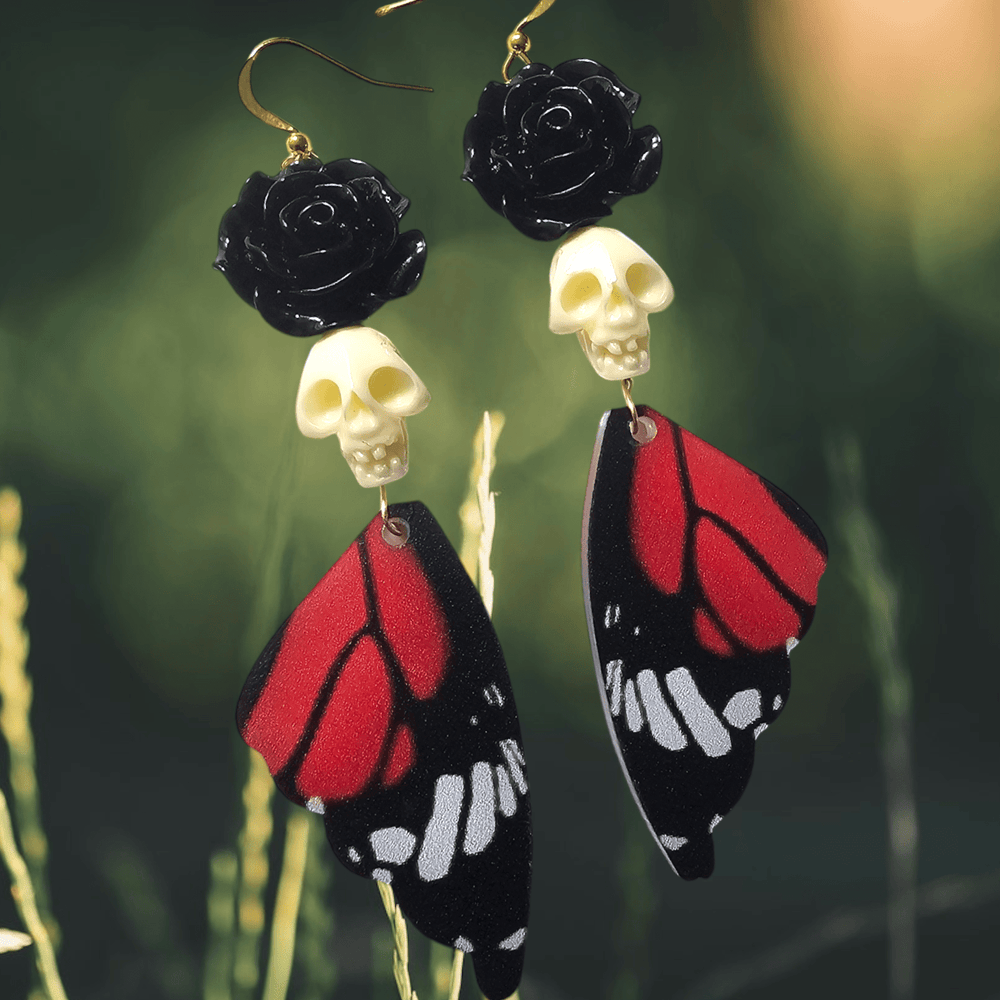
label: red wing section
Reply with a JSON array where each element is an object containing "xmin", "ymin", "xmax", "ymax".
[
  {"xmin": 695, "ymin": 520, "xmax": 804, "ymax": 654},
  {"xmin": 296, "ymin": 635, "xmax": 393, "ymax": 800},
  {"xmin": 630, "ymin": 409, "xmax": 827, "ymax": 655},
  {"xmin": 383, "ymin": 723, "xmax": 416, "ymax": 787},
  {"xmin": 236, "ymin": 514, "xmax": 451, "ymax": 804},
  {"xmin": 367, "ymin": 519, "xmax": 449, "ymax": 700},
  {"xmin": 681, "ymin": 428, "xmax": 826, "ymax": 606},
  {"xmin": 240, "ymin": 542, "xmax": 367, "ymax": 775},
  {"xmin": 630, "ymin": 412, "xmax": 686, "ymax": 596}
]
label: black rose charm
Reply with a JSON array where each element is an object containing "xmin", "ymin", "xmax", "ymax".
[
  {"xmin": 462, "ymin": 59, "xmax": 662, "ymax": 241},
  {"xmin": 215, "ymin": 158, "xmax": 427, "ymax": 337}
]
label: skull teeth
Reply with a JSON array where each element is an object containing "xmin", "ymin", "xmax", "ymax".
[
  {"xmin": 345, "ymin": 439, "xmax": 407, "ymax": 486},
  {"xmin": 589, "ymin": 336, "xmax": 651, "ymax": 377}
]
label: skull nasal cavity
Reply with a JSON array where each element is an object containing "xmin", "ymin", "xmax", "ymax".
[
  {"xmin": 303, "ymin": 379, "xmax": 342, "ymax": 426},
  {"xmin": 345, "ymin": 393, "xmax": 377, "ymax": 430},
  {"xmin": 561, "ymin": 271, "xmax": 602, "ymax": 317},
  {"xmin": 368, "ymin": 366, "xmax": 418, "ymax": 413},
  {"xmin": 607, "ymin": 284, "xmax": 635, "ymax": 318}
]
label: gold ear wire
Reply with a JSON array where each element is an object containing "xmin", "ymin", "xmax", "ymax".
[
  {"xmin": 502, "ymin": 0, "xmax": 558, "ymax": 82},
  {"xmin": 373, "ymin": 0, "xmax": 557, "ymax": 81},
  {"xmin": 238, "ymin": 36, "xmax": 433, "ymax": 168},
  {"xmin": 374, "ymin": 0, "xmax": 425, "ymax": 13}
]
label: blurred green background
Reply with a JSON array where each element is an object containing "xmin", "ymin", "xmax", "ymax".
[{"xmin": 1, "ymin": 0, "xmax": 999, "ymax": 997}]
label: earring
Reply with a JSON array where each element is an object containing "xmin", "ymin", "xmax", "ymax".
[
  {"xmin": 216, "ymin": 39, "xmax": 531, "ymax": 1000},
  {"xmin": 458, "ymin": 4, "xmax": 828, "ymax": 880}
]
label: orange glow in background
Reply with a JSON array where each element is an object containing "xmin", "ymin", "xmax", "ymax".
[{"xmin": 753, "ymin": 0, "xmax": 1000, "ymax": 255}]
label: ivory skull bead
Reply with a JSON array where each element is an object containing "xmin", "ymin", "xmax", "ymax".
[
  {"xmin": 549, "ymin": 227, "xmax": 674, "ymax": 380},
  {"xmin": 295, "ymin": 326, "xmax": 430, "ymax": 488}
]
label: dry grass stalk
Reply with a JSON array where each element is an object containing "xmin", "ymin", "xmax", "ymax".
[
  {"xmin": 202, "ymin": 850, "xmax": 238, "ymax": 1000},
  {"xmin": 0, "ymin": 787, "xmax": 68, "ymax": 1000},
  {"xmin": 377, "ymin": 880, "xmax": 418, "ymax": 1000},
  {"xmin": 294, "ymin": 814, "xmax": 337, "ymax": 1000},
  {"xmin": 447, "ymin": 951, "xmax": 464, "ymax": 1000},
  {"xmin": 0, "ymin": 487, "xmax": 58, "ymax": 950},
  {"xmin": 233, "ymin": 749, "xmax": 275, "ymax": 995},
  {"xmin": 261, "ymin": 809, "xmax": 310, "ymax": 1000},
  {"xmin": 829, "ymin": 436, "xmax": 918, "ymax": 1000},
  {"xmin": 458, "ymin": 411, "xmax": 506, "ymax": 612}
]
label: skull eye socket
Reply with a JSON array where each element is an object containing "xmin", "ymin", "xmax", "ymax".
[
  {"xmin": 626, "ymin": 262, "xmax": 669, "ymax": 308},
  {"xmin": 560, "ymin": 271, "xmax": 603, "ymax": 318},
  {"xmin": 369, "ymin": 366, "xmax": 420, "ymax": 414},
  {"xmin": 302, "ymin": 379, "xmax": 343, "ymax": 428}
]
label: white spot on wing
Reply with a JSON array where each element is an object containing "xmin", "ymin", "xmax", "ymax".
[
  {"xmin": 660, "ymin": 835, "xmax": 688, "ymax": 850},
  {"xmin": 723, "ymin": 689, "xmax": 762, "ymax": 730},
  {"xmin": 369, "ymin": 827, "xmax": 417, "ymax": 865},
  {"xmin": 454, "ymin": 936, "xmax": 474, "ymax": 952},
  {"xmin": 773, "ymin": 695, "xmax": 783, "ymax": 712},
  {"xmin": 636, "ymin": 670, "xmax": 687, "ymax": 749},
  {"xmin": 709, "ymin": 814, "xmax": 723, "ymax": 832},
  {"xmin": 500, "ymin": 741, "xmax": 528, "ymax": 794},
  {"xmin": 348, "ymin": 848, "xmax": 361, "ymax": 864},
  {"xmin": 753, "ymin": 723, "xmax": 768, "ymax": 739},
  {"xmin": 306, "ymin": 796, "xmax": 325, "ymax": 815},
  {"xmin": 463, "ymin": 762, "xmax": 496, "ymax": 855},
  {"xmin": 786, "ymin": 637, "xmax": 799, "ymax": 653},
  {"xmin": 606, "ymin": 660, "xmax": 623, "ymax": 716},
  {"xmin": 498, "ymin": 928, "xmax": 526, "ymax": 951},
  {"xmin": 624, "ymin": 679, "xmax": 642, "ymax": 733},
  {"xmin": 604, "ymin": 604, "xmax": 613, "ymax": 628},
  {"xmin": 372, "ymin": 868, "xmax": 393, "ymax": 883},
  {"xmin": 496, "ymin": 766, "xmax": 517, "ymax": 817},
  {"xmin": 417, "ymin": 775, "xmax": 464, "ymax": 882},
  {"xmin": 665, "ymin": 668, "xmax": 732, "ymax": 757}
]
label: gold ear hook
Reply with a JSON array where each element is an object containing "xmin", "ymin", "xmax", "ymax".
[
  {"xmin": 502, "ymin": 0, "xmax": 558, "ymax": 82},
  {"xmin": 374, "ymin": 0, "xmax": 425, "ymax": 13},
  {"xmin": 373, "ymin": 0, "xmax": 557, "ymax": 82},
  {"xmin": 238, "ymin": 36, "xmax": 433, "ymax": 168}
]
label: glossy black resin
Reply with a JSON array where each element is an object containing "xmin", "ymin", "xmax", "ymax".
[
  {"xmin": 215, "ymin": 158, "xmax": 426, "ymax": 337},
  {"xmin": 462, "ymin": 59, "xmax": 662, "ymax": 241}
]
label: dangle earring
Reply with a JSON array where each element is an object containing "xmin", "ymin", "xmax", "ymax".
[
  {"xmin": 215, "ymin": 39, "xmax": 530, "ymax": 1000},
  {"xmin": 454, "ymin": 2, "xmax": 829, "ymax": 879}
]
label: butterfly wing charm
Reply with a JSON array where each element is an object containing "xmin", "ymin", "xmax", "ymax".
[
  {"xmin": 583, "ymin": 406, "xmax": 827, "ymax": 879},
  {"xmin": 237, "ymin": 501, "xmax": 530, "ymax": 1000}
]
